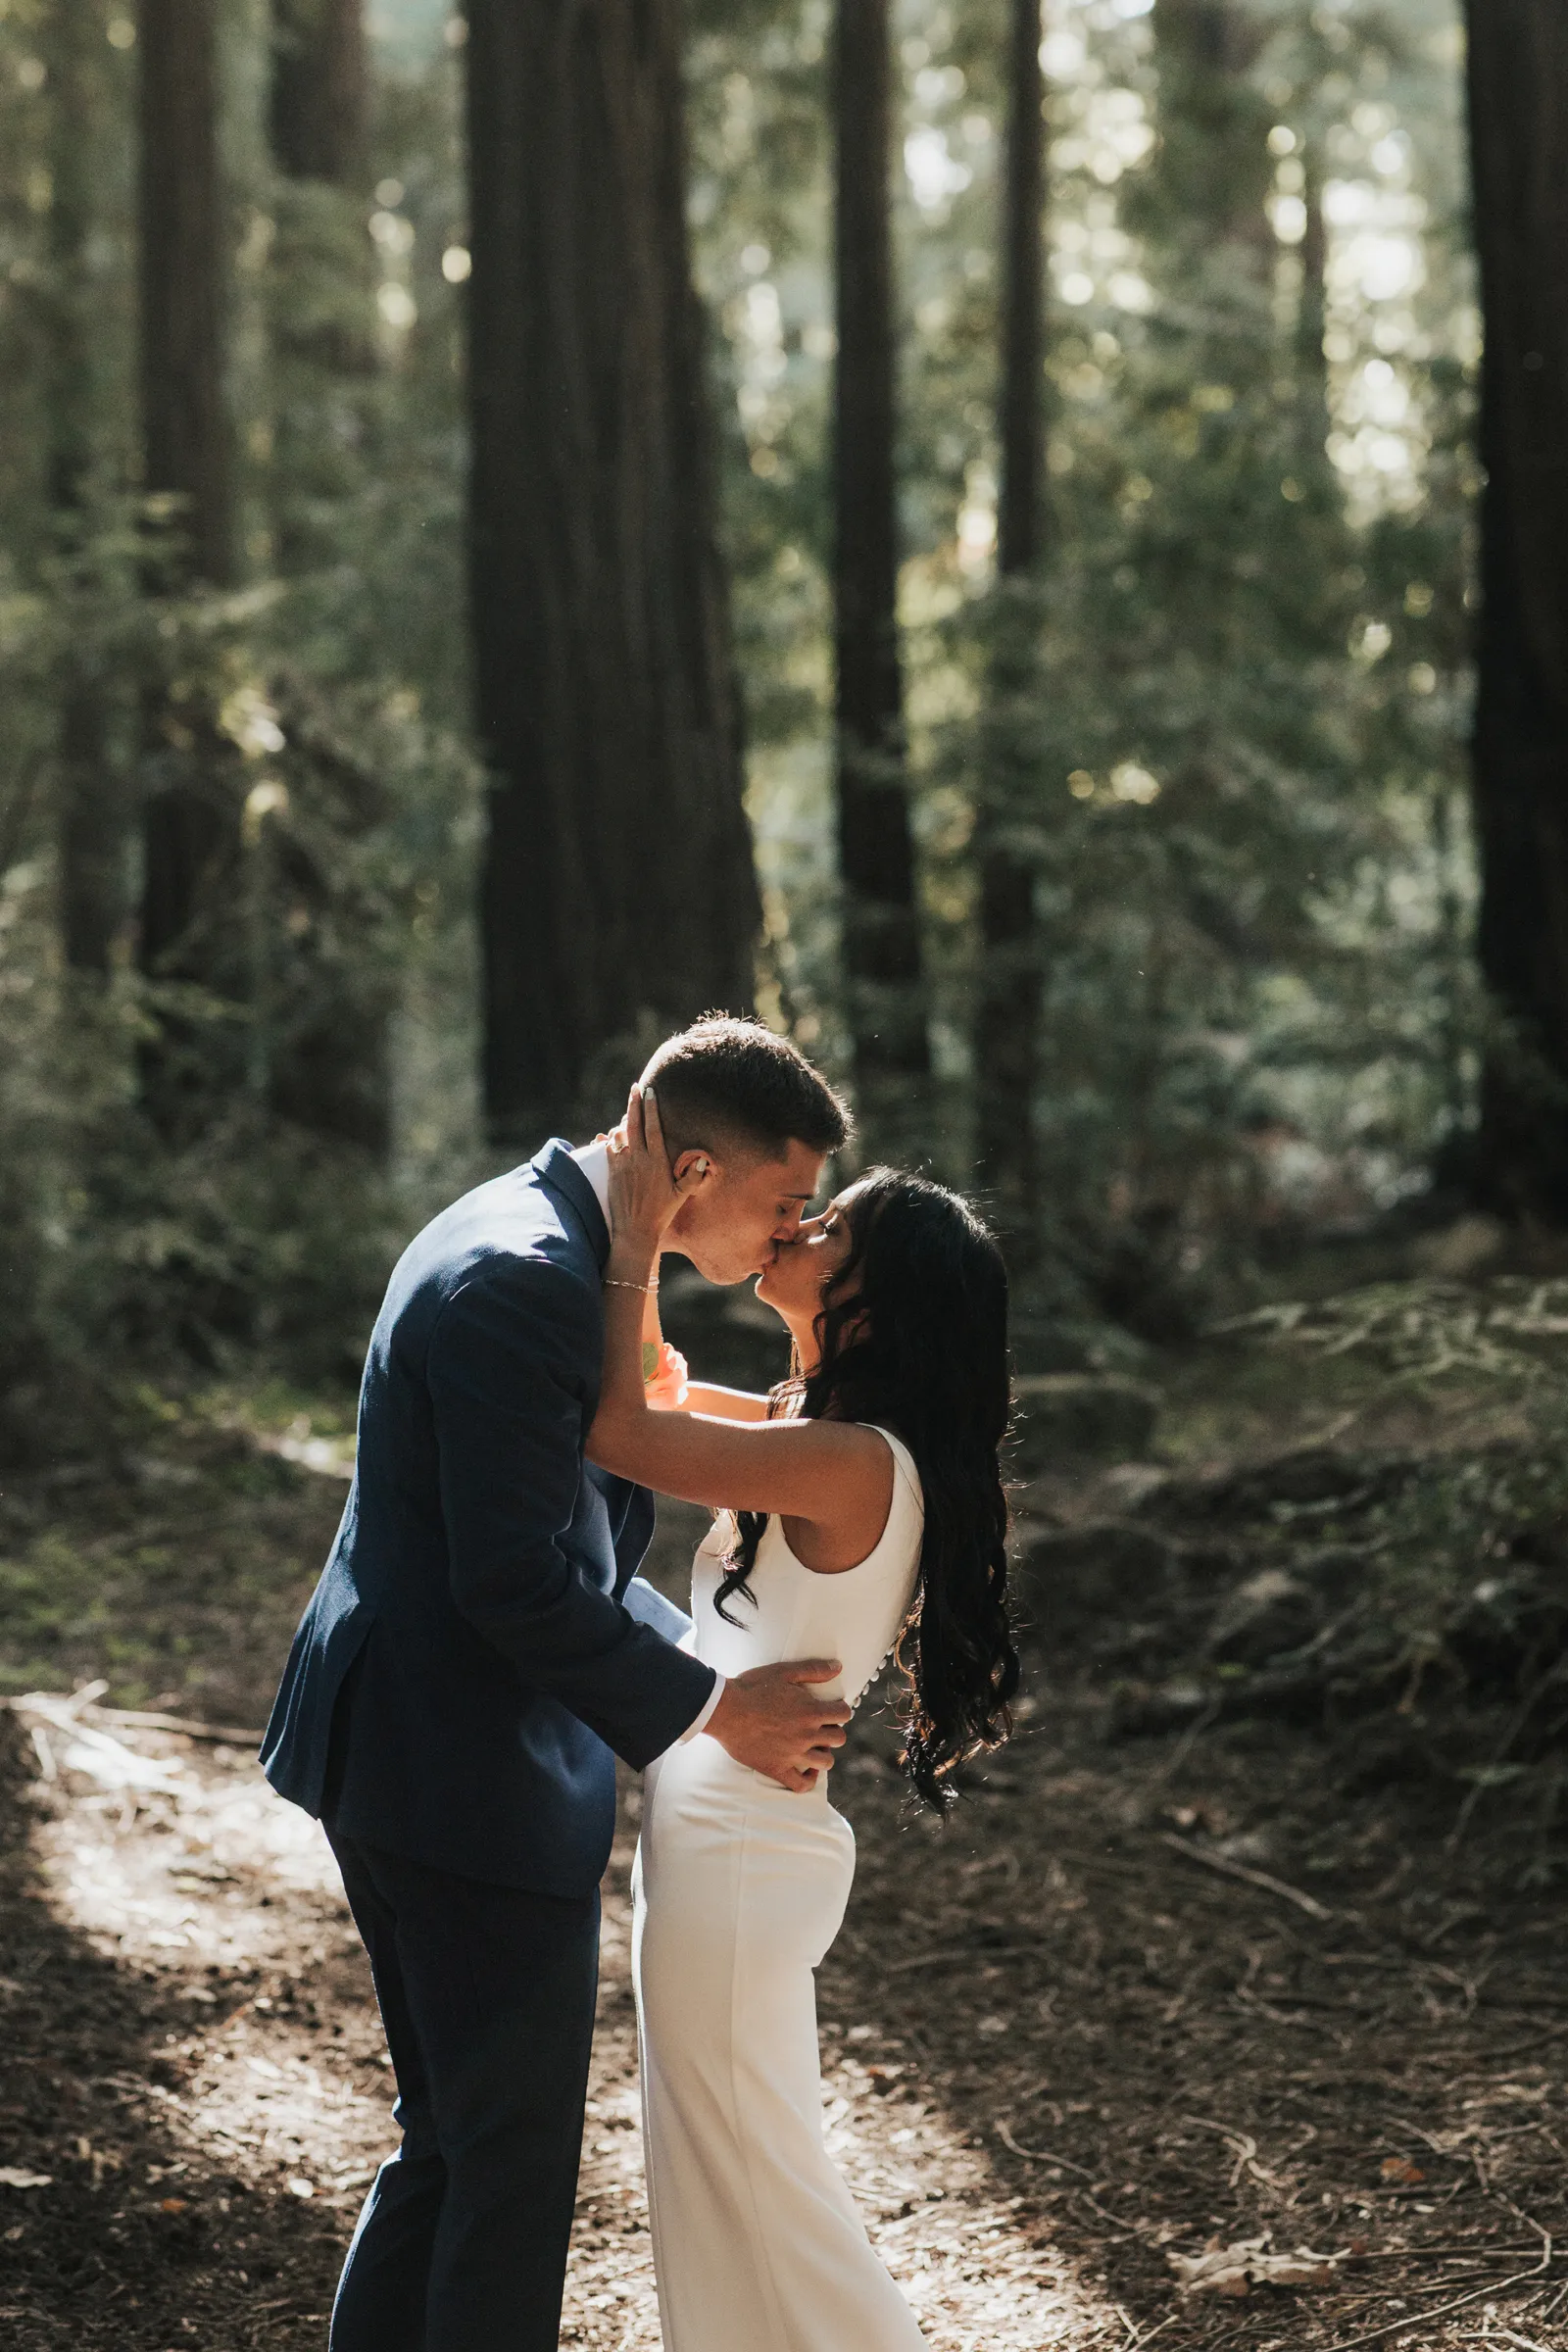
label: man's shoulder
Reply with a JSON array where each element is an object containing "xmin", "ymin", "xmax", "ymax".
[{"xmin": 389, "ymin": 1155, "xmax": 596, "ymax": 1317}]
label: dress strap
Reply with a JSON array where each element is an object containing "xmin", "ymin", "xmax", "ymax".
[{"xmin": 866, "ymin": 1426, "xmax": 923, "ymax": 1519}]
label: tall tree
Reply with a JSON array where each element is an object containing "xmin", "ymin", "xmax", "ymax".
[
  {"xmin": 1464, "ymin": 0, "xmax": 1568, "ymax": 1221},
  {"xmin": 466, "ymin": 0, "xmax": 760, "ymax": 1148},
  {"xmin": 270, "ymin": 0, "xmax": 366, "ymax": 183},
  {"xmin": 137, "ymin": 0, "xmax": 233, "ymax": 592},
  {"xmin": 47, "ymin": 0, "xmax": 117, "ymax": 980},
  {"xmin": 265, "ymin": 0, "xmax": 391, "ymax": 1155},
  {"xmin": 973, "ymin": 0, "xmax": 1046, "ymax": 1248},
  {"xmin": 1144, "ymin": 0, "xmax": 1272, "ymax": 258},
  {"xmin": 267, "ymin": 0, "xmax": 372, "ymax": 566},
  {"xmin": 832, "ymin": 0, "xmax": 928, "ymax": 1120},
  {"xmin": 136, "ymin": 0, "xmax": 240, "ymax": 1136}
]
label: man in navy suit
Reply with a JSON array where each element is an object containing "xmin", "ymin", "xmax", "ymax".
[{"xmin": 263, "ymin": 1016, "xmax": 853, "ymax": 2350}]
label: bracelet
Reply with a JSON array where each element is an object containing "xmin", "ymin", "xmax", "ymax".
[{"xmin": 604, "ymin": 1276, "xmax": 658, "ymax": 1296}]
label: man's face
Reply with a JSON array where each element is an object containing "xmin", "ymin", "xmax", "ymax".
[{"xmin": 665, "ymin": 1137, "xmax": 826, "ymax": 1285}]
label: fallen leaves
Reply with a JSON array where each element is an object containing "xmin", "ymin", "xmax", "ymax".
[
  {"xmin": 1169, "ymin": 2234, "xmax": 1348, "ymax": 2297},
  {"xmin": 1378, "ymin": 2156, "xmax": 1425, "ymax": 2185},
  {"xmin": 0, "ymin": 2169, "xmax": 52, "ymax": 2190}
]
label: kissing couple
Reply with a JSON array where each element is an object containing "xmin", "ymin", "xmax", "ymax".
[{"xmin": 263, "ymin": 1015, "xmax": 1020, "ymax": 2350}]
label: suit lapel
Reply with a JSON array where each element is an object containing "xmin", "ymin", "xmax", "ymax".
[{"xmin": 531, "ymin": 1140, "xmax": 649, "ymax": 1582}]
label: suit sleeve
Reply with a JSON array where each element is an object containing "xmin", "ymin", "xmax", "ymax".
[{"xmin": 427, "ymin": 1260, "xmax": 716, "ymax": 1768}]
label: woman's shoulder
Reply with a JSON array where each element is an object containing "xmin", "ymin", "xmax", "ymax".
[{"xmin": 864, "ymin": 1423, "xmax": 922, "ymax": 1506}]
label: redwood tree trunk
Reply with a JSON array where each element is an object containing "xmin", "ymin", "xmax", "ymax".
[
  {"xmin": 48, "ymin": 0, "xmax": 118, "ymax": 979},
  {"xmin": 974, "ymin": 0, "xmax": 1046, "ymax": 1244},
  {"xmin": 1465, "ymin": 0, "xmax": 1568, "ymax": 1221},
  {"xmin": 997, "ymin": 0, "xmax": 1044, "ymax": 590},
  {"xmin": 270, "ymin": 0, "xmax": 367, "ymax": 183},
  {"xmin": 136, "ymin": 0, "xmax": 240, "ymax": 1136},
  {"xmin": 137, "ymin": 0, "xmax": 233, "ymax": 591},
  {"xmin": 833, "ymin": 0, "xmax": 927, "ymax": 1106},
  {"xmin": 1297, "ymin": 141, "xmax": 1327, "ymax": 389},
  {"xmin": 1144, "ymin": 0, "xmax": 1271, "ymax": 259},
  {"xmin": 267, "ymin": 0, "xmax": 388, "ymax": 1154},
  {"xmin": 267, "ymin": 0, "xmax": 372, "ymax": 560},
  {"xmin": 466, "ymin": 0, "xmax": 760, "ymax": 1147}
]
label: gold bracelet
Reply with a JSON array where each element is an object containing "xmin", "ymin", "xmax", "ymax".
[{"xmin": 604, "ymin": 1276, "xmax": 657, "ymax": 1295}]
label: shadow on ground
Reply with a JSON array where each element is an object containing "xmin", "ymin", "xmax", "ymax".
[
  {"xmin": 819, "ymin": 1687, "xmax": 1568, "ymax": 2349},
  {"xmin": 0, "ymin": 1709, "xmax": 358, "ymax": 2349},
  {"xmin": 4, "ymin": 1416, "xmax": 1568, "ymax": 2349}
]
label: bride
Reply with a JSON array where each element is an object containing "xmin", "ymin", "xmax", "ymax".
[{"xmin": 587, "ymin": 1087, "xmax": 1019, "ymax": 2352}]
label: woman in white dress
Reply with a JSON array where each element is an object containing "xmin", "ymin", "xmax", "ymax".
[{"xmin": 587, "ymin": 1089, "xmax": 1019, "ymax": 2352}]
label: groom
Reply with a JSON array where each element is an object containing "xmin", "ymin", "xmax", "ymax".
[{"xmin": 262, "ymin": 1015, "xmax": 854, "ymax": 2350}]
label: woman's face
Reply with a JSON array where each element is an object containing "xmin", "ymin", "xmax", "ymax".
[{"xmin": 754, "ymin": 1190, "xmax": 858, "ymax": 1322}]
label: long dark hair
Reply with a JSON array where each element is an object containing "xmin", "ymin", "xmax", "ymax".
[{"xmin": 718, "ymin": 1169, "xmax": 1020, "ymax": 1810}]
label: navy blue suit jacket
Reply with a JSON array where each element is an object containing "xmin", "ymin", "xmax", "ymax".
[{"xmin": 261, "ymin": 1141, "xmax": 717, "ymax": 1896}]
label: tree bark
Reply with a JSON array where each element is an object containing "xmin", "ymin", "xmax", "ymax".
[
  {"xmin": 47, "ymin": 0, "xmax": 119, "ymax": 980},
  {"xmin": 974, "ymin": 0, "xmax": 1046, "ymax": 1246},
  {"xmin": 1464, "ymin": 0, "xmax": 1568, "ymax": 1221},
  {"xmin": 136, "ymin": 0, "xmax": 242, "ymax": 1138},
  {"xmin": 997, "ymin": 0, "xmax": 1044, "ymax": 590},
  {"xmin": 266, "ymin": 0, "xmax": 388, "ymax": 1153},
  {"xmin": 137, "ymin": 0, "xmax": 233, "ymax": 591},
  {"xmin": 1297, "ymin": 141, "xmax": 1327, "ymax": 390},
  {"xmin": 267, "ymin": 0, "xmax": 372, "ymax": 557},
  {"xmin": 466, "ymin": 0, "xmax": 759, "ymax": 1148},
  {"xmin": 833, "ymin": 0, "xmax": 928, "ymax": 1107},
  {"xmin": 270, "ymin": 0, "xmax": 367, "ymax": 184},
  {"xmin": 1143, "ymin": 0, "xmax": 1272, "ymax": 261}
]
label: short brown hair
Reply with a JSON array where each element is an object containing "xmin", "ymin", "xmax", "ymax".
[{"xmin": 642, "ymin": 1015, "xmax": 851, "ymax": 1161}]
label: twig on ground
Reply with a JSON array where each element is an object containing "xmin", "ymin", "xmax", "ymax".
[
  {"xmin": 1496, "ymin": 2194, "xmax": 1553, "ymax": 2275},
  {"xmin": 1184, "ymin": 2116, "xmax": 1284, "ymax": 2190},
  {"xmin": 1323, "ymin": 2259, "xmax": 1551, "ymax": 2350},
  {"xmin": 1157, "ymin": 1832, "xmax": 1335, "ymax": 1921},
  {"xmin": 884, "ymin": 1945, "xmax": 1039, "ymax": 1975},
  {"xmin": 88, "ymin": 1704, "xmax": 265, "ymax": 1745},
  {"xmin": 1335, "ymin": 2243, "xmax": 1545, "ymax": 2262},
  {"xmin": 4, "ymin": 1691, "xmax": 264, "ymax": 1746},
  {"xmin": 1475, "ymin": 2019, "xmax": 1568, "ymax": 2064},
  {"xmin": 1075, "ymin": 2187, "xmax": 1144, "ymax": 2236},
  {"xmin": 1541, "ymin": 2278, "xmax": 1568, "ymax": 2324},
  {"xmin": 1146, "ymin": 1697, "xmax": 1220, "ymax": 1788},
  {"xmin": 9, "ymin": 1681, "xmax": 108, "ymax": 1719},
  {"xmin": 994, "ymin": 2120, "xmax": 1098, "ymax": 2180}
]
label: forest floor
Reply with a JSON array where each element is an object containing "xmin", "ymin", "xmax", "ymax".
[{"xmin": 3, "ymin": 1311, "xmax": 1568, "ymax": 2352}]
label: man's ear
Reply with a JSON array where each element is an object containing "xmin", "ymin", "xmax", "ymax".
[{"xmin": 670, "ymin": 1147, "xmax": 716, "ymax": 1193}]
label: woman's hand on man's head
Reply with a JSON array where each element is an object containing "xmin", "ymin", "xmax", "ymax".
[{"xmin": 606, "ymin": 1085, "xmax": 705, "ymax": 1253}]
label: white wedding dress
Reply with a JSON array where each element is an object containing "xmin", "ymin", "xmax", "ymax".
[{"xmin": 632, "ymin": 1426, "xmax": 929, "ymax": 2352}]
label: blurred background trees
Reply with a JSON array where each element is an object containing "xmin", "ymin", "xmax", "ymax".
[
  {"xmin": 0, "ymin": 0, "xmax": 1540, "ymax": 1448},
  {"xmin": 831, "ymin": 0, "xmax": 930, "ymax": 1132}
]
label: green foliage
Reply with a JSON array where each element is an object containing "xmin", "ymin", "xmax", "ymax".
[
  {"xmin": 0, "ymin": 5, "xmax": 488, "ymax": 1455},
  {"xmin": 676, "ymin": 0, "xmax": 1481, "ymax": 1323},
  {"xmin": 0, "ymin": 0, "xmax": 1492, "ymax": 1446},
  {"xmin": 937, "ymin": 0, "xmax": 1477, "ymax": 1319}
]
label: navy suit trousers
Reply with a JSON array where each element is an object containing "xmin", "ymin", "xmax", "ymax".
[{"xmin": 325, "ymin": 1827, "xmax": 600, "ymax": 2352}]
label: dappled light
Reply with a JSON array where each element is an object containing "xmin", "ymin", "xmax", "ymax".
[{"xmin": 5, "ymin": 0, "xmax": 1568, "ymax": 2342}]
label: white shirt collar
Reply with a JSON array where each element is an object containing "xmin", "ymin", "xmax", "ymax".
[{"xmin": 569, "ymin": 1140, "xmax": 612, "ymax": 1227}]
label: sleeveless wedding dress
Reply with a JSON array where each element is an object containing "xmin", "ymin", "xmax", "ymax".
[{"xmin": 632, "ymin": 1426, "xmax": 929, "ymax": 2352}]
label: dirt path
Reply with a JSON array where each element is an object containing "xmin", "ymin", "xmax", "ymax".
[{"xmin": 3, "ymin": 1419, "xmax": 1567, "ymax": 2348}]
